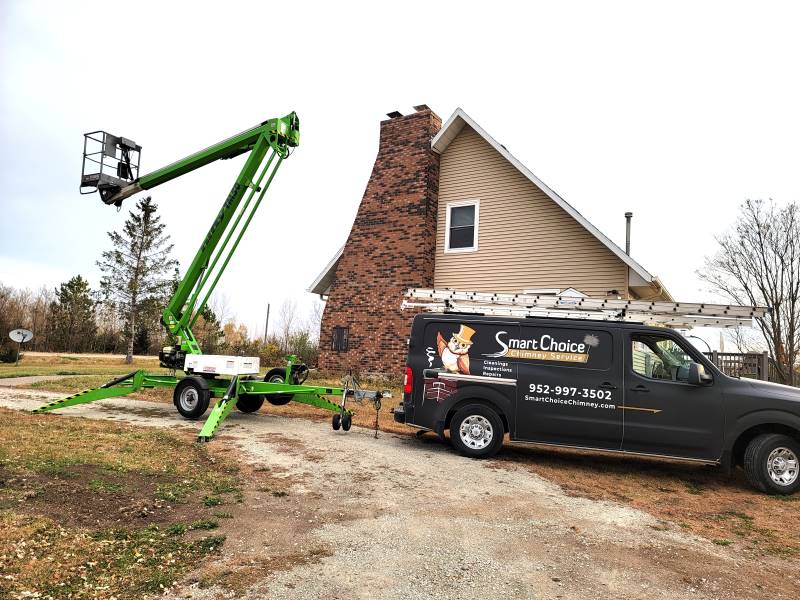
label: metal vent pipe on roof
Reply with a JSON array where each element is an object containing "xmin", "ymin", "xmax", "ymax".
[{"xmin": 625, "ymin": 212, "xmax": 633, "ymax": 255}]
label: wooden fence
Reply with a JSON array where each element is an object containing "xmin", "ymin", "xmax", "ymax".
[{"xmin": 703, "ymin": 351, "xmax": 770, "ymax": 381}]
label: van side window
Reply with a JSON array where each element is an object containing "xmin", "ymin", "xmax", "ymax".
[{"xmin": 631, "ymin": 334, "xmax": 694, "ymax": 382}]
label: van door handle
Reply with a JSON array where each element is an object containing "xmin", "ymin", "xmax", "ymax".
[
  {"xmin": 630, "ymin": 384, "xmax": 650, "ymax": 393},
  {"xmin": 599, "ymin": 382, "xmax": 617, "ymax": 390}
]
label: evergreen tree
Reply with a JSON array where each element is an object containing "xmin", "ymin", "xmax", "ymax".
[
  {"xmin": 97, "ymin": 196, "xmax": 178, "ymax": 363},
  {"xmin": 47, "ymin": 276, "xmax": 96, "ymax": 352}
]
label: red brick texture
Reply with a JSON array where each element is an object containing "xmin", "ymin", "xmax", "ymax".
[{"xmin": 318, "ymin": 108, "xmax": 442, "ymax": 375}]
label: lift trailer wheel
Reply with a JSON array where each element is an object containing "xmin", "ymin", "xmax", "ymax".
[
  {"xmin": 236, "ymin": 395, "xmax": 265, "ymax": 413},
  {"xmin": 341, "ymin": 413, "xmax": 352, "ymax": 431},
  {"xmin": 263, "ymin": 368, "xmax": 295, "ymax": 406},
  {"xmin": 173, "ymin": 376, "xmax": 211, "ymax": 420},
  {"xmin": 332, "ymin": 413, "xmax": 341, "ymax": 430}
]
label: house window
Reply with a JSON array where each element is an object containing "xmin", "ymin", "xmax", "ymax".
[
  {"xmin": 331, "ymin": 326, "xmax": 349, "ymax": 352},
  {"xmin": 445, "ymin": 200, "xmax": 479, "ymax": 252}
]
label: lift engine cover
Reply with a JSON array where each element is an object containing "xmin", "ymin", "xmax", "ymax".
[{"xmin": 183, "ymin": 355, "xmax": 260, "ymax": 376}]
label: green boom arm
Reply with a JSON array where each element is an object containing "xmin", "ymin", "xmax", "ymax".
[{"xmin": 103, "ymin": 113, "xmax": 300, "ymax": 363}]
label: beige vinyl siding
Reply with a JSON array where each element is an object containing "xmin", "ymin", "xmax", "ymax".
[{"xmin": 435, "ymin": 126, "xmax": 628, "ymax": 297}]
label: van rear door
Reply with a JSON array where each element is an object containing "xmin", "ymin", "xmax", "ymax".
[{"xmin": 513, "ymin": 324, "xmax": 623, "ymax": 449}]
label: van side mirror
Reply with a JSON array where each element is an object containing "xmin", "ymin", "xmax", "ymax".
[{"xmin": 688, "ymin": 362, "xmax": 713, "ymax": 385}]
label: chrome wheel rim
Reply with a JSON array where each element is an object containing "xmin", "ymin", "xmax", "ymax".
[
  {"xmin": 268, "ymin": 375, "xmax": 284, "ymax": 383},
  {"xmin": 767, "ymin": 447, "xmax": 799, "ymax": 487},
  {"xmin": 179, "ymin": 387, "xmax": 199, "ymax": 412},
  {"xmin": 459, "ymin": 415, "xmax": 493, "ymax": 450}
]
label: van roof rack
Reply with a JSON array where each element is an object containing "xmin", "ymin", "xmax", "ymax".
[{"xmin": 402, "ymin": 288, "xmax": 769, "ymax": 329}]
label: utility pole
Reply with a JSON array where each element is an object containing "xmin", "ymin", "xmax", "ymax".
[{"xmin": 263, "ymin": 303, "xmax": 270, "ymax": 344}]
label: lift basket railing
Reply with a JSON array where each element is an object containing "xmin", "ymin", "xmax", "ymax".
[{"xmin": 81, "ymin": 131, "xmax": 141, "ymax": 203}]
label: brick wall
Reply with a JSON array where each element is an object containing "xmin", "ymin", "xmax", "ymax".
[{"xmin": 318, "ymin": 107, "xmax": 441, "ymax": 374}]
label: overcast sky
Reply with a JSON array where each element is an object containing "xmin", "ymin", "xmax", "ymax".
[{"xmin": 2, "ymin": 1, "xmax": 799, "ymax": 349}]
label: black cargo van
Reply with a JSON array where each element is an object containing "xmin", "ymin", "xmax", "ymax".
[{"xmin": 394, "ymin": 313, "xmax": 800, "ymax": 495}]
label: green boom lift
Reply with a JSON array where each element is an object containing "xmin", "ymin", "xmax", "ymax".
[{"xmin": 34, "ymin": 112, "xmax": 381, "ymax": 440}]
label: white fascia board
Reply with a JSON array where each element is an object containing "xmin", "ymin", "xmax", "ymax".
[
  {"xmin": 432, "ymin": 108, "xmax": 656, "ymax": 285},
  {"xmin": 307, "ymin": 245, "xmax": 344, "ymax": 295}
]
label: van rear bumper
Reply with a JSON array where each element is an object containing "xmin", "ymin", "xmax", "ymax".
[{"xmin": 392, "ymin": 406, "xmax": 406, "ymax": 424}]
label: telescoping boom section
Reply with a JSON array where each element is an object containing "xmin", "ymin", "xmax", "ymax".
[{"xmin": 38, "ymin": 113, "xmax": 385, "ymax": 441}]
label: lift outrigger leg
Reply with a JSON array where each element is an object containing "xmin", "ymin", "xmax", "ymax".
[
  {"xmin": 32, "ymin": 371, "xmax": 146, "ymax": 413},
  {"xmin": 32, "ymin": 370, "xmax": 182, "ymax": 415},
  {"xmin": 197, "ymin": 376, "xmax": 239, "ymax": 443}
]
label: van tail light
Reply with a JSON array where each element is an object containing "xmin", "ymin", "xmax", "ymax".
[{"xmin": 404, "ymin": 366, "xmax": 413, "ymax": 394}]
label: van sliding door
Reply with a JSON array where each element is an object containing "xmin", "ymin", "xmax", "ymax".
[{"xmin": 514, "ymin": 325, "xmax": 623, "ymax": 449}]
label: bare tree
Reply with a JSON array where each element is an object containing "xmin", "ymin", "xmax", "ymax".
[
  {"xmin": 307, "ymin": 300, "xmax": 323, "ymax": 342},
  {"xmin": 277, "ymin": 299, "xmax": 297, "ymax": 353},
  {"xmin": 209, "ymin": 294, "xmax": 233, "ymax": 328},
  {"xmin": 699, "ymin": 199, "xmax": 800, "ymax": 385},
  {"xmin": 725, "ymin": 325, "xmax": 765, "ymax": 355}
]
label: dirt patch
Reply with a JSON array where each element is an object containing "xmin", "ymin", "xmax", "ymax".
[
  {"xmin": 0, "ymin": 462, "xmax": 245, "ymax": 531},
  {"xmin": 97, "ymin": 402, "xmax": 172, "ymax": 419},
  {"xmin": 495, "ymin": 442, "xmax": 800, "ymax": 558}
]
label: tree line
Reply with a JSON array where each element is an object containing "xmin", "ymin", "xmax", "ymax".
[{"xmin": 0, "ymin": 198, "xmax": 320, "ymax": 367}]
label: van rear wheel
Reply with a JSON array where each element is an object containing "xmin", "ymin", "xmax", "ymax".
[
  {"xmin": 450, "ymin": 404, "xmax": 504, "ymax": 458},
  {"xmin": 744, "ymin": 433, "xmax": 800, "ymax": 495}
]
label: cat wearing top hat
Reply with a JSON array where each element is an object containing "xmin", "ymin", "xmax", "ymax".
[{"xmin": 436, "ymin": 324, "xmax": 475, "ymax": 374}]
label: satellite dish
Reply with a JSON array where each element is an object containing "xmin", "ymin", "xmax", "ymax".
[{"xmin": 9, "ymin": 329, "xmax": 33, "ymax": 344}]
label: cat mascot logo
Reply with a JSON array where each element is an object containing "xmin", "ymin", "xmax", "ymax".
[{"xmin": 436, "ymin": 324, "xmax": 476, "ymax": 374}]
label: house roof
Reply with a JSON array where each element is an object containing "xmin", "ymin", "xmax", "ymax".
[
  {"xmin": 307, "ymin": 245, "xmax": 343, "ymax": 295},
  {"xmin": 309, "ymin": 108, "xmax": 671, "ymax": 300},
  {"xmin": 432, "ymin": 108, "xmax": 657, "ymax": 286}
]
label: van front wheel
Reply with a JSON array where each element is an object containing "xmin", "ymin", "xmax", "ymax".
[
  {"xmin": 450, "ymin": 404, "xmax": 504, "ymax": 458},
  {"xmin": 744, "ymin": 433, "xmax": 800, "ymax": 495}
]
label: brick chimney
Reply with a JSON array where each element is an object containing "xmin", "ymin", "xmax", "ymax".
[{"xmin": 318, "ymin": 106, "xmax": 442, "ymax": 374}]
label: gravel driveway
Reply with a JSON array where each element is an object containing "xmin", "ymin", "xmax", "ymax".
[{"xmin": 0, "ymin": 387, "xmax": 794, "ymax": 600}]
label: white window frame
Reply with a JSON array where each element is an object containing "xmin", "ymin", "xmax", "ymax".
[{"xmin": 444, "ymin": 199, "xmax": 480, "ymax": 253}]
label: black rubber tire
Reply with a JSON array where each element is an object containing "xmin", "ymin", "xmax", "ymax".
[
  {"xmin": 236, "ymin": 395, "xmax": 265, "ymax": 414},
  {"xmin": 173, "ymin": 376, "xmax": 211, "ymax": 420},
  {"xmin": 332, "ymin": 413, "xmax": 341, "ymax": 430},
  {"xmin": 449, "ymin": 403, "xmax": 505, "ymax": 459},
  {"xmin": 264, "ymin": 368, "xmax": 294, "ymax": 406},
  {"xmin": 341, "ymin": 413, "xmax": 352, "ymax": 431},
  {"xmin": 743, "ymin": 433, "xmax": 800, "ymax": 495}
]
